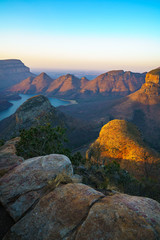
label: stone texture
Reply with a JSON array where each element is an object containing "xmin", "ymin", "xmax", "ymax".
[
  {"xmin": 146, "ymin": 73, "xmax": 160, "ymax": 84},
  {"xmin": 3, "ymin": 184, "xmax": 160, "ymax": 240},
  {"xmin": 75, "ymin": 193, "xmax": 160, "ymax": 240},
  {"xmin": 87, "ymin": 119, "xmax": 160, "ymax": 179},
  {"xmin": 0, "ymin": 138, "xmax": 24, "ymax": 177},
  {"xmin": 3, "ymin": 183, "xmax": 104, "ymax": 240},
  {"xmin": 0, "ymin": 154, "xmax": 73, "ymax": 220}
]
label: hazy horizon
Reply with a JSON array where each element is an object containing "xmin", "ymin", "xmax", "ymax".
[{"xmin": 1, "ymin": 0, "xmax": 160, "ymax": 72}]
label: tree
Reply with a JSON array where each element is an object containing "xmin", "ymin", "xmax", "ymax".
[{"xmin": 16, "ymin": 124, "xmax": 69, "ymax": 159}]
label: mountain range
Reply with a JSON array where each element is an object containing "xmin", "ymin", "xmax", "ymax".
[{"xmin": 9, "ymin": 69, "xmax": 146, "ymax": 98}]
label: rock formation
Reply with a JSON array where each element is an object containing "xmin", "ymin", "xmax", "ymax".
[
  {"xmin": 46, "ymin": 74, "xmax": 84, "ymax": 98},
  {"xmin": 81, "ymin": 70, "xmax": 146, "ymax": 96},
  {"xmin": 0, "ymin": 59, "xmax": 35, "ymax": 89},
  {"xmin": 0, "ymin": 95, "xmax": 96, "ymax": 149},
  {"xmin": 0, "ymin": 95, "xmax": 67, "ymax": 140},
  {"xmin": 109, "ymin": 68, "xmax": 160, "ymax": 150},
  {"xmin": 8, "ymin": 69, "xmax": 145, "ymax": 98},
  {"xmin": 9, "ymin": 73, "xmax": 89, "ymax": 98},
  {"xmin": 9, "ymin": 72, "xmax": 53, "ymax": 94},
  {"xmin": 0, "ymin": 149, "xmax": 160, "ymax": 239},
  {"xmin": 87, "ymin": 119, "xmax": 160, "ymax": 179},
  {"xmin": 0, "ymin": 138, "xmax": 23, "ymax": 177},
  {"xmin": 0, "ymin": 154, "xmax": 73, "ymax": 221}
]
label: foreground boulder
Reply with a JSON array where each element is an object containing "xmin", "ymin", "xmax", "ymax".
[
  {"xmin": 0, "ymin": 154, "xmax": 73, "ymax": 221},
  {"xmin": 0, "ymin": 138, "xmax": 24, "ymax": 177},
  {"xmin": 3, "ymin": 183, "xmax": 160, "ymax": 240}
]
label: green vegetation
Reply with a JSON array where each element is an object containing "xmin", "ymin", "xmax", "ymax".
[
  {"xmin": 74, "ymin": 159, "xmax": 160, "ymax": 202},
  {"xmin": 15, "ymin": 123, "xmax": 160, "ymax": 202},
  {"xmin": 16, "ymin": 123, "xmax": 85, "ymax": 166},
  {"xmin": 16, "ymin": 124, "xmax": 69, "ymax": 159}
]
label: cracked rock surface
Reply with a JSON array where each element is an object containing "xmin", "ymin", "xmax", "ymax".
[
  {"xmin": 0, "ymin": 154, "xmax": 73, "ymax": 221},
  {"xmin": 3, "ymin": 183, "xmax": 160, "ymax": 240}
]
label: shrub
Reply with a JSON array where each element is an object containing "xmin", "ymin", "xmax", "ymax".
[{"xmin": 16, "ymin": 124, "xmax": 68, "ymax": 159}]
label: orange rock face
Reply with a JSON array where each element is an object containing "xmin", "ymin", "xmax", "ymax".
[
  {"xmin": 109, "ymin": 68, "xmax": 160, "ymax": 150},
  {"xmin": 146, "ymin": 73, "xmax": 160, "ymax": 84},
  {"xmin": 92, "ymin": 119, "xmax": 159, "ymax": 163},
  {"xmin": 87, "ymin": 119, "xmax": 160, "ymax": 179}
]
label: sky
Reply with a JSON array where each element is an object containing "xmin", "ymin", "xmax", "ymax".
[{"xmin": 0, "ymin": 0, "xmax": 160, "ymax": 73}]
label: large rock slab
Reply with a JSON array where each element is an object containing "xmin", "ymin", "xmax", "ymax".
[
  {"xmin": 0, "ymin": 138, "xmax": 24, "ymax": 177},
  {"xmin": 3, "ymin": 184, "xmax": 160, "ymax": 240},
  {"xmin": 0, "ymin": 154, "xmax": 73, "ymax": 220},
  {"xmin": 75, "ymin": 193, "xmax": 160, "ymax": 240},
  {"xmin": 3, "ymin": 183, "xmax": 104, "ymax": 240}
]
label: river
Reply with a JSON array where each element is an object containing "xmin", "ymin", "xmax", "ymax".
[{"xmin": 0, "ymin": 94, "xmax": 70, "ymax": 121}]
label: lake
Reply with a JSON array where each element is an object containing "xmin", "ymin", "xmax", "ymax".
[{"xmin": 0, "ymin": 94, "xmax": 70, "ymax": 121}]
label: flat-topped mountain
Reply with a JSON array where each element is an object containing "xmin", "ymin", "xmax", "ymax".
[
  {"xmin": 0, "ymin": 59, "xmax": 35, "ymax": 89},
  {"xmin": 10, "ymin": 72, "xmax": 53, "ymax": 94},
  {"xmin": 109, "ymin": 68, "xmax": 160, "ymax": 150},
  {"xmin": 81, "ymin": 70, "xmax": 146, "ymax": 96}
]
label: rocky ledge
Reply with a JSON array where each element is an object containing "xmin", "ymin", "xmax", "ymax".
[{"xmin": 0, "ymin": 140, "xmax": 160, "ymax": 240}]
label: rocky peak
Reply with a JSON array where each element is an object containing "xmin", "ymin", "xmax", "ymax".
[
  {"xmin": 87, "ymin": 119, "xmax": 160, "ymax": 175},
  {"xmin": 145, "ymin": 68, "xmax": 160, "ymax": 85},
  {"xmin": 80, "ymin": 76, "xmax": 89, "ymax": 88},
  {"xmin": 16, "ymin": 95, "xmax": 52, "ymax": 115},
  {"xmin": 15, "ymin": 95, "xmax": 54, "ymax": 126},
  {"xmin": 140, "ymin": 68, "xmax": 160, "ymax": 96},
  {"xmin": 65, "ymin": 73, "xmax": 73, "ymax": 78},
  {"xmin": 37, "ymin": 72, "xmax": 51, "ymax": 79}
]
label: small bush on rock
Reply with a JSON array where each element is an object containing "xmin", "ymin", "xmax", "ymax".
[{"xmin": 16, "ymin": 124, "xmax": 68, "ymax": 159}]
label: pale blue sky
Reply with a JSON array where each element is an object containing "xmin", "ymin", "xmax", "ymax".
[{"xmin": 0, "ymin": 0, "xmax": 160, "ymax": 72}]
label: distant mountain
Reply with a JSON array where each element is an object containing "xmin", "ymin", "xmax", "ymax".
[
  {"xmin": 81, "ymin": 70, "xmax": 146, "ymax": 96},
  {"xmin": 109, "ymin": 68, "xmax": 160, "ymax": 151},
  {"xmin": 0, "ymin": 59, "xmax": 35, "ymax": 90},
  {"xmin": 9, "ymin": 72, "xmax": 53, "ymax": 94},
  {"xmin": 46, "ymin": 74, "xmax": 87, "ymax": 97},
  {"xmin": 80, "ymin": 77, "xmax": 89, "ymax": 88},
  {"xmin": 9, "ymin": 70, "xmax": 146, "ymax": 98}
]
